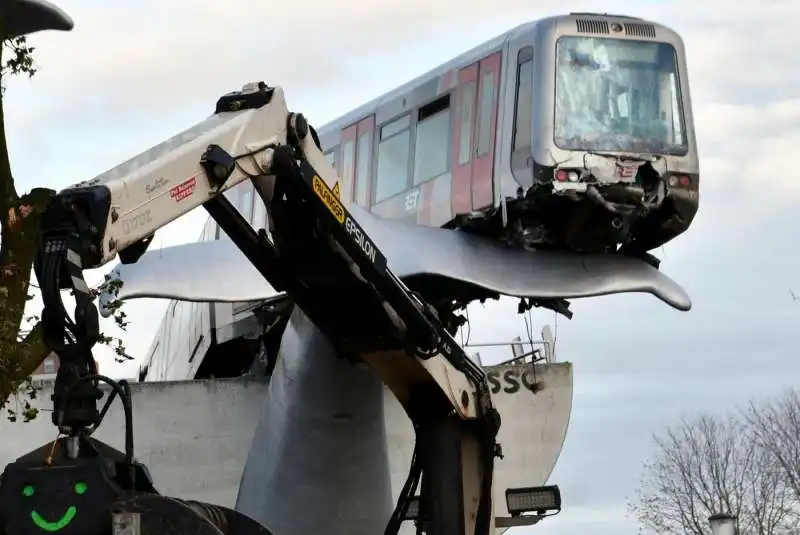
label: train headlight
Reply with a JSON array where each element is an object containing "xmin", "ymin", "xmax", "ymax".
[
  {"xmin": 668, "ymin": 175, "xmax": 691, "ymax": 188},
  {"xmin": 567, "ymin": 171, "xmax": 579, "ymax": 182}
]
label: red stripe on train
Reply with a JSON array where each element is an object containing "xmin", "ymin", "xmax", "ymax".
[
  {"xmin": 451, "ymin": 62, "xmax": 478, "ymax": 216},
  {"xmin": 419, "ymin": 181, "xmax": 436, "ymax": 226},
  {"xmin": 438, "ymin": 68, "xmax": 457, "ymax": 96}
]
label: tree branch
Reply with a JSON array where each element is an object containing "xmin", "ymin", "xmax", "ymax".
[
  {"xmin": 20, "ymin": 320, "xmax": 45, "ymax": 359},
  {"xmin": 0, "ymin": 36, "xmax": 58, "ymax": 412},
  {"xmin": 0, "ymin": 42, "xmax": 19, "ymax": 212},
  {"xmin": 630, "ymin": 410, "xmax": 800, "ymax": 534}
]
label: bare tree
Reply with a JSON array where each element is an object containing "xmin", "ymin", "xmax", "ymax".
[
  {"xmin": 744, "ymin": 388, "xmax": 800, "ymax": 502},
  {"xmin": 629, "ymin": 412, "xmax": 798, "ymax": 534}
]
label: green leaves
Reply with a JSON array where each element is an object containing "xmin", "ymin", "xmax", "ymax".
[
  {"xmin": 4, "ymin": 379, "xmax": 40, "ymax": 422},
  {"xmin": 1, "ymin": 36, "xmax": 36, "ymax": 82}
]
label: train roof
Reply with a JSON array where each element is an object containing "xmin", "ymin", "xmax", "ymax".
[
  {"xmin": 318, "ymin": 11, "xmax": 678, "ymax": 135},
  {"xmin": 319, "ymin": 20, "xmax": 537, "ymax": 134}
]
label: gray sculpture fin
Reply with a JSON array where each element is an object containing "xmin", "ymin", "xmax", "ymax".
[{"xmin": 98, "ymin": 209, "xmax": 690, "ymax": 316}]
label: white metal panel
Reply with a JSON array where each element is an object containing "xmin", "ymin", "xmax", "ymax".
[
  {"xmin": 0, "ymin": 378, "xmax": 269, "ymax": 506},
  {"xmin": 1, "ymin": 362, "xmax": 572, "ymax": 526}
]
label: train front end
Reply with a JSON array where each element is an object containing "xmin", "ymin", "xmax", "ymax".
[{"xmin": 517, "ymin": 14, "xmax": 698, "ymax": 258}]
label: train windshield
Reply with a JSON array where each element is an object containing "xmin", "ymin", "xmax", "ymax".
[{"xmin": 554, "ymin": 36, "xmax": 688, "ymax": 155}]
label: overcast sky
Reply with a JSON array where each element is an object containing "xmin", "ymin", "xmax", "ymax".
[{"xmin": 7, "ymin": 0, "xmax": 800, "ymax": 533}]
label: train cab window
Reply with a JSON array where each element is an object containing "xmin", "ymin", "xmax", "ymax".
[
  {"xmin": 375, "ymin": 114, "xmax": 411, "ymax": 203},
  {"xmin": 477, "ymin": 72, "xmax": 496, "ymax": 157},
  {"xmin": 324, "ymin": 147, "xmax": 338, "ymax": 171},
  {"xmin": 668, "ymin": 76, "xmax": 684, "ymax": 145},
  {"xmin": 414, "ymin": 95, "xmax": 451, "ymax": 185},
  {"xmin": 458, "ymin": 82, "xmax": 476, "ymax": 165},
  {"xmin": 554, "ymin": 37, "xmax": 688, "ymax": 154},
  {"xmin": 355, "ymin": 131, "xmax": 372, "ymax": 206},
  {"xmin": 513, "ymin": 47, "xmax": 534, "ymax": 151}
]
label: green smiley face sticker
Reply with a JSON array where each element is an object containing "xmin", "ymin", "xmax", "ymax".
[{"xmin": 22, "ymin": 481, "xmax": 87, "ymax": 532}]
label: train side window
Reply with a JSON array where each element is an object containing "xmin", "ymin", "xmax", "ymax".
[
  {"xmin": 324, "ymin": 147, "xmax": 339, "ymax": 172},
  {"xmin": 355, "ymin": 131, "xmax": 372, "ymax": 206},
  {"xmin": 219, "ymin": 183, "xmax": 247, "ymax": 241},
  {"xmin": 512, "ymin": 47, "xmax": 534, "ymax": 151},
  {"xmin": 252, "ymin": 191, "xmax": 267, "ymax": 229},
  {"xmin": 375, "ymin": 114, "xmax": 411, "ymax": 203},
  {"xmin": 240, "ymin": 183, "xmax": 254, "ymax": 223},
  {"xmin": 458, "ymin": 82, "xmax": 476, "ymax": 165},
  {"xmin": 200, "ymin": 217, "xmax": 216, "ymax": 242},
  {"xmin": 222, "ymin": 183, "xmax": 238, "ymax": 204},
  {"xmin": 477, "ymin": 72, "xmax": 495, "ymax": 157},
  {"xmin": 222, "ymin": 181, "xmax": 252, "ymax": 222},
  {"xmin": 414, "ymin": 95, "xmax": 451, "ymax": 184},
  {"xmin": 138, "ymin": 363, "xmax": 149, "ymax": 382}
]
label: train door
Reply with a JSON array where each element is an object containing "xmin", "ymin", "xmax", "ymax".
[
  {"xmin": 340, "ymin": 115, "xmax": 375, "ymax": 207},
  {"xmin": 340, "ymin": 124, "xmax": 357, "ymax": 201},
  {"xmin": 354, "ymin": 116, "xmax": 375, "ymax": 208},
  {"xmin": 451, "ymin": 64, "xmax": 477, "ymax": 215},
  {"xmin": 473, "ymin": 52, "xmax": 501, "ymax": 210},
  {"xmin": 452, "ymin": 51, "xmax": 502, "ymax": 214}
]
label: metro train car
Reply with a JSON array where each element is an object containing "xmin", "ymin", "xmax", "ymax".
[
  {"xmin": 139, "ymin": 12, "xmax": 699, "ymax": 381},
  {"xmin": 317, "ymin": 12, "xmax": 699, "ymax": 256}
]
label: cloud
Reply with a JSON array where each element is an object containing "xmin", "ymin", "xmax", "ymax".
[
  {"xmin": 5, "ymin": 0, "xmax": 796, "ymax": 208},
  {"xmin": 541, "ymin": 503, "xmax": 636, "ymax": 534},
  {"xmin": 680, "ymin": 12, "xmax": 799, "ymax": 104},
  {"xmin": 8, "ymin": 0, "xmax": 786, "ymax": 126},
  {"xmin": 7, "ymin": 0, "xmax": 547, "ymax": 125}
]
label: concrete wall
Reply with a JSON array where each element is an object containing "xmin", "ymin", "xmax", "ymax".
[
  {"xmin": 0, "ymin": 362, "xmax": 573, "ymax": 518},
  {"xmin": 0, "ymin": 378, "xmax": 269, "ymax": 507}
]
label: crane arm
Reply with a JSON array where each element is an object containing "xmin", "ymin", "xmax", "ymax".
[
  {"xmin": 42, "ymin": 82, "xmax": 287, "ymax": 269},
  {"xmin": 29, "ymin": 82, "xmax": 501, "ymax": 535}
]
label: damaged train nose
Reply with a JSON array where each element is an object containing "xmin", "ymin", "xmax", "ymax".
[
  {"xmin": 508, "ymin": 148, "xmax": 697, "ymax": 255},
  {"xmin": 487, "ymin": 21, "xmax": 700, "ymax": 257}
]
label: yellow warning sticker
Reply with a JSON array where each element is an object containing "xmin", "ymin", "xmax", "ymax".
[
  {"xmin": 312, "ymin": 175, "xmax": 345, "ymax": 224},
  {"xmin": 332, "ymin": 181, "xmax": 341, "ymax": 199}
]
